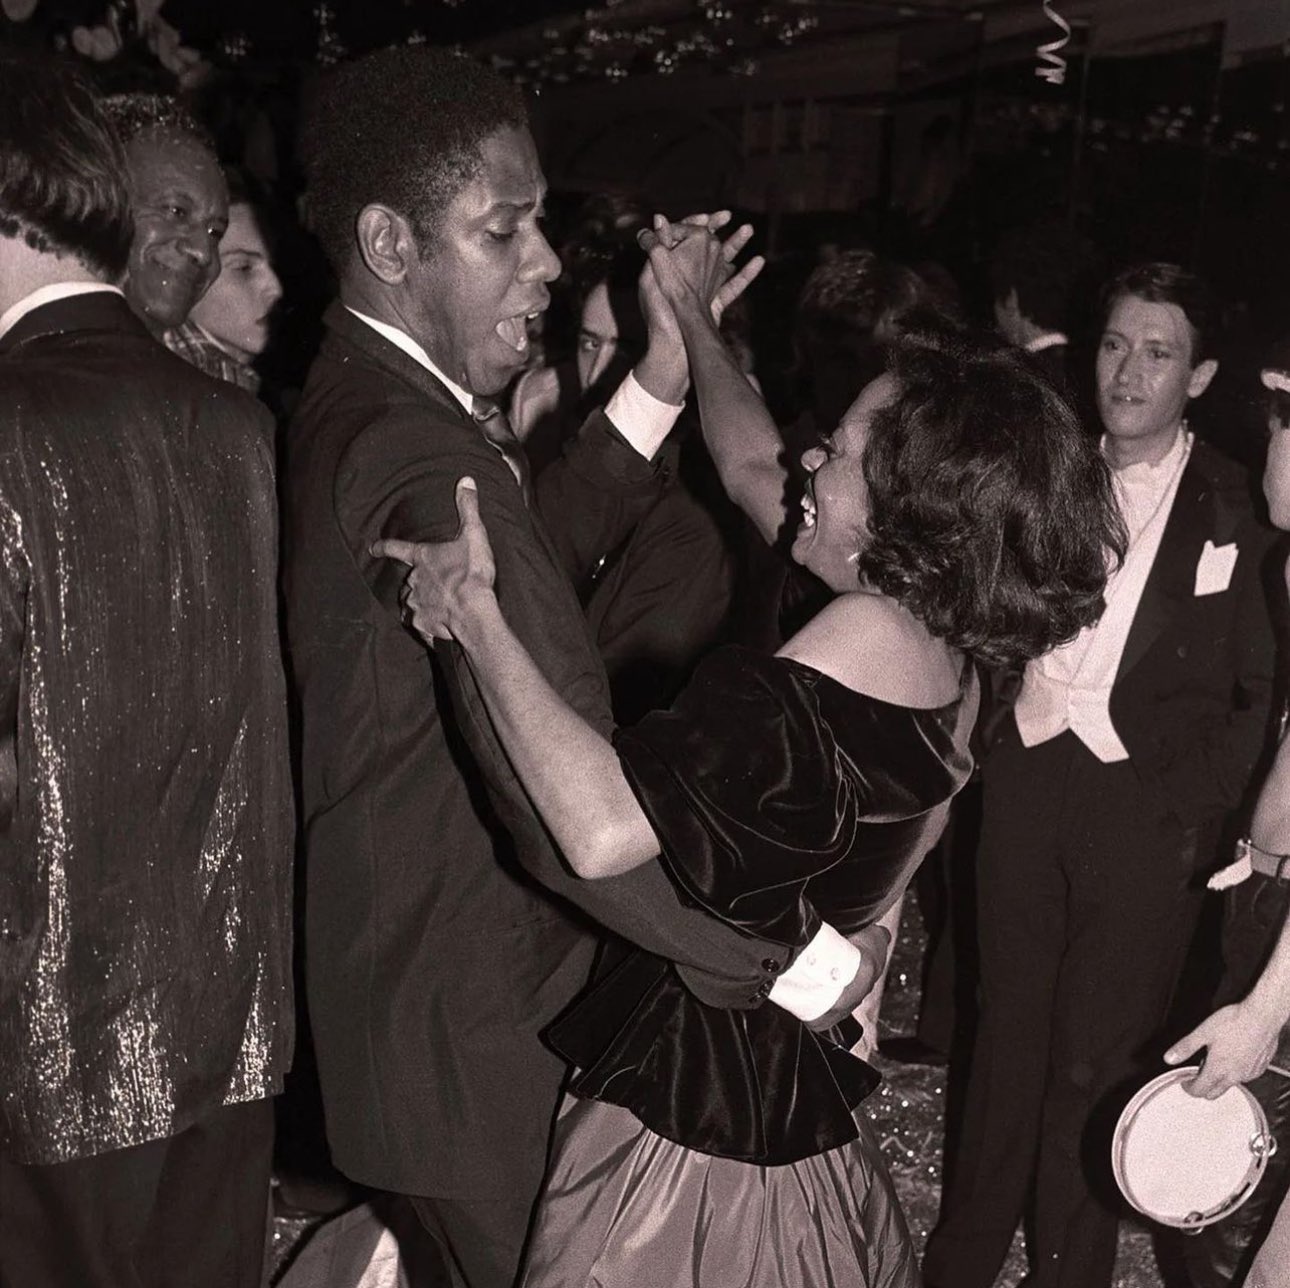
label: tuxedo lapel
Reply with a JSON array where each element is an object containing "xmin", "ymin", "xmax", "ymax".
[{"xmin": 1116, "ymin": 446, "xmax": 1233, "ymax": 684}]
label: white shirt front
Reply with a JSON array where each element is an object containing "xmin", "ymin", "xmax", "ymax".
[
  {"xmin": 0, "ymin": 282, "xmax": 123, "ymax": 342},
  {"xmin": 344, "ymin": 306, "xmax": 683, "ymax": 457},
  {"xmin": 1014, "ymin": 427, "xmax": 1193, "ymax": 762},
  {"xmin": 1025, "ymin": 331, "xmax": 1068, "ymax": 354}
]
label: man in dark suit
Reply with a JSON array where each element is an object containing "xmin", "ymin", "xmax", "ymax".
[
  {"xmin": 991, "ymin": 218, "xmax": 1100, "ymax": 414},
  {"xmin": 924, "ymin": 263, "xmax": 1280, "ymax": 1288},
  {"xmin": 284, "ymin": 46, "xmax": 868, "ymax": 1288},
  {"xmin": 0, "ymin": 54, "xmax": 293, "ymax": 1288}
]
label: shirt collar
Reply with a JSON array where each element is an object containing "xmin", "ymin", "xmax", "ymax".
[
  {"xmin": 344, "ymin": 306, "xmax": 474, "ymax": 416},
  {"xmin": 1102, "ymin": 423, "xmax": 1191, "ymax": 484},
  {"xmin": 0, "ymin": 282, "xmax": 123, "ymax": 342},
  {"xmin": 1024, "ymin": 331, "xmax": 1068, "ymax": 354}
]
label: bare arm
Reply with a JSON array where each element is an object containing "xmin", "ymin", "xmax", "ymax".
[
  {"xmin": 642, "ymin": 222, "xmax": 787, "ymax": 547},
  {"xmin": 1165, "ymin": 722, "xmax": 1290, "ymax": 1096},
  {"xmin": 379, "ymin": 478, "xmax": 659, "ymax": 879}
]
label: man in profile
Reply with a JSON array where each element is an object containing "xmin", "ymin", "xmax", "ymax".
[
  {"xmin": 286, "ymin": 43, "xmax": 867, "ymax": 1288},
  {"xmin": 0, "ymin": 52, "xmax": 293, "ymax": 1288}
]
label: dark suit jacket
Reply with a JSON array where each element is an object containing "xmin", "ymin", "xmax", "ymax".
[
  {"xmin": 989, "ymin": 437, "xmax": 1279, "ymax": 849},
  {"xmin": 1108, "ymin": 438, "xmax": 1279, "ymax": 836},
  {"xmin": 283, "ymin": 304, "xmax": 806, "ymax": 1200}
]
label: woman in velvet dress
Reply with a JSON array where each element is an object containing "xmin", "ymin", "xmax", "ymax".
[{"xmin": 377, "ymin": 228, "xmax": 1124, "ymax": 1288}]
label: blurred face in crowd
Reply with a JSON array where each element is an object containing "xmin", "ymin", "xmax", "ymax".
[
  {"xmin": 1096, "ymin": 293, "xmax": 1216, "ymax": 467},
  {"xmin": 123, "ymin": 129, "xmax": 228, "ymax": 330},
  {"xmin": 188, "ymin": 203, "xmax": 282, "ymax": 362},
  {"xmin": 576, "ymin": 280, "xmax": 642, "ymax": 399},
  {"xmin": 577, "ymin": 282, "xmax": 620, "ymax": 392},
  {"xmin": 794, "ymin": 373, "xmax": 896, "ymax": 592},
  {"xmin": 406, "ymin": 125, "xmax": 561, "ymax": 397}
]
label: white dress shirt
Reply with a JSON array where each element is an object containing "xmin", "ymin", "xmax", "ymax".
[
  {"xmin": 1015, "ymin": 427, "xmax": 1193, "ymax": 762},
  {"xmin": 345, "ymin": 307, "xmax": 683, "ymax": 456},
  {"xmin": 0, "ymin": 282, "xmax": 123, "ymax": 342},
  {"xmin": 1025, "ymin": 331, "xmax": 1069, "ymax": 354}
]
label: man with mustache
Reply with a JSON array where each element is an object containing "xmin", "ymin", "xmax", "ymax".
[{"xmin": 284, "ymin": 44, "xmax": 871, "ymax": 1288}]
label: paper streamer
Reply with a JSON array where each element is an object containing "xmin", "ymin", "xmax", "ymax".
[{"xmin": 1035, "ymin": 0, "xmax": 1071, "ymax": 86}]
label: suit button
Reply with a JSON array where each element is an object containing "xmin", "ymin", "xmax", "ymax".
[
  {"xmin": 1177, "ymin": 644, "xmax": 1188, "ymax": 659},
  {"xmin": 762, "ymin": 957, "xmax": 781, "ymax": 974}
]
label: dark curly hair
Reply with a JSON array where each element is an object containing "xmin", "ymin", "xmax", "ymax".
[
  {"xmin": 856, "ymin": 325, "xmax": 1126, "ymax": 667},
  {"xmin": 0, "ymin": 52, "xmax": 132, "ymax": 279},
  {"xmin": 299, "ymin": 45, "xmax": 527, "ymax": 273}
]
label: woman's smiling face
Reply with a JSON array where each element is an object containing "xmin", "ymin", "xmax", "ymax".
[{"xmin": 793, "ymin": 373, "xmax": 897, "ymax": 592}]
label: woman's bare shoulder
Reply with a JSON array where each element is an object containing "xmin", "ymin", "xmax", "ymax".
[{"xmin": 777, "ymin": 592, "xmax": 961, "ymax": 708}]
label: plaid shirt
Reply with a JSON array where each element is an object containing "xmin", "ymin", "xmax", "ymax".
[{"xmin": 163, "ymin": 321, "xmax": 261, "ymax": 395}]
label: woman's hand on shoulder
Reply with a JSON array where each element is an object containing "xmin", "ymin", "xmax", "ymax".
[{"xmin": 371, "ymin": 476, "xmax": 500, "ymax": 646}]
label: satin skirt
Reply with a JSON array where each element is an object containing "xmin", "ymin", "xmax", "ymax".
[{"xmin": 519, "ymin": 1093, "xmax": 920, "ymax": 1288}]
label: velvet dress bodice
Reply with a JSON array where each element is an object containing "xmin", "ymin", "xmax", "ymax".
[{"xmin": 547, "ymin": 644, "xmax": 976, "ymax": 1165}]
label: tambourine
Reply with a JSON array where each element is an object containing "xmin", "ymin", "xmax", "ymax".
[{"xmin": 1112, "ymin": 1067, "xmax": 1277, "ymax": 1229}]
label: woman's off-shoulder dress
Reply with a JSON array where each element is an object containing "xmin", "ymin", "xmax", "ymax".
[{"xmin": 520, "ymin": 645, "xmax": 977, "ymax": 1288}]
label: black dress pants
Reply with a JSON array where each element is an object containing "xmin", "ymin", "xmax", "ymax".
[
  {"xmin": 924, "ymin": 726, "xmax": 1207, "ymax": 1288},
  {"xmin": 410, "ymin": 1191, "xmax": 536, "ymax": 1288},
  {"xmin": 0, "ymin": 1096, "xmax": 274, "ymax": 1288}
]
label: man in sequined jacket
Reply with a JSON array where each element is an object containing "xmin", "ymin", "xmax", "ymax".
[{"xmin": 0, "ymin": 53, "xmax": 294, "ymax": 1288}]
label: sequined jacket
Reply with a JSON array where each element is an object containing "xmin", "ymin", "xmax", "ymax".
[{"xmin": 0, "ymin": 293, "xmax": 294, "ymax": 1164}]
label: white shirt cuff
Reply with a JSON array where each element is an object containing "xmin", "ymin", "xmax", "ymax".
[
  {"xmin": 604, "ymin": 370, "xmax": 684, "ymax": 461},
  {"xmin": 767, "ymin": 923, "xmax": 863, "ymax": 1022}
]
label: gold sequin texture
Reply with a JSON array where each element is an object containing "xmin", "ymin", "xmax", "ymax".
[{"xmin": 0, "ymin": 331, "xmax": 294, "ymax": 1164}]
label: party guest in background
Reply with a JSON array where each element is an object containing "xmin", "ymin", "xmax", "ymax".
[
  {"xmin": 1161, "ymin": 339, "xmax": 1290, "ymax": 1288},
  {"xmin": 102, "ymin": 92, "xmax": 228, "ymax": 351},
  {"xmin": 185, "ymin": 169, "xmax": 283, "ymax": 395},
  {"xmin": 925, "ymin": 263, "xmax": 1280, "ymax": 1288},
  {"xmin": 0, "ymin": 53, "xmax": 293, "ymax": 1288},
  {"xmin": 989, "ymin": 218, "xmax": 1101, "ymax": 404}
]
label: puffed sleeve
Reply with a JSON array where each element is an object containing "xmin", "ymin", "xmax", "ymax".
[{"xmin": 614, "ymin": 647, "xmax": 960, "ymax": 944}]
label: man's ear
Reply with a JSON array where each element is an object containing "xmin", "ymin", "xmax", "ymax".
[
  {"xmin": 1188, "ymin": 357, "xmax": 1218, "ymax": 400},
  {"xmin": 355, "ymin": 204, "xmax": 416, "ymax": 285}
]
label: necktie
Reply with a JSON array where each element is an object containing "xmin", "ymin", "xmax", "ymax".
[{"xmin": 471, "ymin": 397, "xmax": 531, "ymax": 504}]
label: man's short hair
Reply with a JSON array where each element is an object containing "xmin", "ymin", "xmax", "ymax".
[
  {"xmin": 0, "ymin": 51, "xmax": 132, "ymax": 279},
  {"xmin": 101, "ymin": 92, "xmax": 216, "ymax": 152},
  {"xmin": 796, "ymin": 250, "xmax": 928, "ymax": 346},
  {"xmin": 1100, "ymin": 261, "xmax": 1218, "ymax": 366},
  {"xmin": 299, "ymin": 45, "xmax": 527, "ymax": 273},
  {"xmin": 989, "ymin": 221, "xmax": 1098, "ymax": 335}
]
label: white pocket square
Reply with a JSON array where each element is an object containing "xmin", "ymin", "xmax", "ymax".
[{"xmin": 1194, "ymin": 540, "xmax": 1238, "ymax": 596}]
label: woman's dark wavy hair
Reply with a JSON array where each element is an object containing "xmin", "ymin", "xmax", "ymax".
[
  {"xmin": 0, "ymin": 52, "xmax": 132, "ymax": 280},
  {"xmin": 856, "ymin": 324, "xmax": 1127, "ymax": 667}
]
